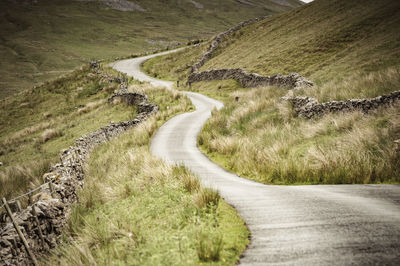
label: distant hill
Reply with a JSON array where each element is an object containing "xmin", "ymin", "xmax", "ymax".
[
  {"xmin": 196, "ymin": 0, "xmax": 400, "ymax": 100},
  {"xmin": 0, "ymin": 0, "xmax": 303, "ymax": 98}
]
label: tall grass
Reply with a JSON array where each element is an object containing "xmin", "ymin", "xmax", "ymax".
[
  {"xmin": 197, "ymin": 80, "xmax": 400, "ymax": 184},
  {"xmin": 297, "ymin": 66, "xmax": 400, "ymax": 101},
  {"xmin": 140, "ymin": 0, "xmax": 400, "ymax": 186},
  {"xmin": 0, "ymin": 160, "xmax": 52, "ymax": 201},
  {"xmin": 44, "ymin": 86, "xmax": 249, "ymax": 265}
]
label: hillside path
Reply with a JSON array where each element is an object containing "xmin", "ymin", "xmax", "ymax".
[{"xmin": 112, "ymin": 50, "xmax": 400, "ymax": 265}]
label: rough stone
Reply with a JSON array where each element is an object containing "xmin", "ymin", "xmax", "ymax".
[
  {"xmin": 188, "ymin": 68, "xmax": 314, "ymax": 89},
  {"xmin": 284, "ymin": 90, "xmax": 400, "ymax": 119}
]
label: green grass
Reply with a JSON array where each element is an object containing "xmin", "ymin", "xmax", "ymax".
[
  {"xmin": 0, "ymin": 0, "xmax": 302, "ymax": 99},
  {"xmin": 43, "ymin": 86, "xmax": 249, "ymax": 265}
]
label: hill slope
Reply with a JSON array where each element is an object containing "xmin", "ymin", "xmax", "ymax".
[
  {"xmin": 146, "ymin": 0, "xmax": 400, "ymax": 101},
  {"xmin": 200, "ymin": 0, "xmax": 400, "ymax": 100},
  {"xmin": 0, "ymin": 0, "xmax": 303, "ymax": 98},
  {"xmin": 143, "ymin": 0, "xmax": 400, "ymax": 184}
]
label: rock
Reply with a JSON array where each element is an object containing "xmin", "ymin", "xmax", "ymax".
[
  {"xmin": 395, "ymin": 139, "xmax": 400, "ymax": 152},
  {"xmin": 284, "ymin": 90, "xmax": 400, "ymax": 119},
  {"xmin": 188, "ymin": 68, "xmax": 313, "ymax": 89}
]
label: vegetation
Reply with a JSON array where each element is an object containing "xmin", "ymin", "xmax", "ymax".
[
  {"xmin": 196, "ymin": 81, "xmax": 400, "ymax": 184},
  {"xmin": 144, "ymin": 0, "xmax": 400, "ymax": 100},
  {"xmin": 142, "ymin": 0, "xmax": 400, "ymax": 184},
  {"xmin": 199, "ymin": 0, "xmax": 400, "ymax": 101},
  {"xmin": 0, "ymin": 0, "xmax": 302, "ymax": 98},
  {"xmin": 0, "ymin": 64, "xmax": 132, "ymax": 200},
  {"xmin": 44, "ymin": 86, "xmax": 249, "ymax": 265}
]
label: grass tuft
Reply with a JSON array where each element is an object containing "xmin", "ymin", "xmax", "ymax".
[
  {"xmin": 173, "ymin": 165, "xmax": 201, "ymax": 193},
  {"xmin": 195, "ymin": 188, "xmax": 221, "ymax": 209},
  {"xmin": 41, "ymin": 128, "xmax": 63, "ymax": 143},
  {"xmin": 197, "ymin": 231, "xmax": 224, "ymax": 262}
]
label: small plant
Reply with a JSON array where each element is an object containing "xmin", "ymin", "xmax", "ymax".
[
  {"xmin": 197, "ymin": 231, "xmax": 223, "ymax": 262},
  {"xmin": 41, "ymin": 128, "xmax": 62, "ymax": 143},
  {"xmin": 194, "ymin": 188, "xmax": 220, "ymax": 209},
  {"xmin": 173, "ymin": 165, "xmax": 201, "ymax": 193},
  {"xmin": 183, "ymin": 175, "xmax": 201, "ymax": 194}
]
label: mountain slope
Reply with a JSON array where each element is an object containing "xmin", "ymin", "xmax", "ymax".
[
  {"xmin": 142, "ymin": 0, "xmax": 400, "ymax": 185},
  {"xmin": 200, "ymin": 0, "xmax": 400, "ymax": 100},
  {"xmin": 0, "ymin": 0, "xmax": 302, "ymax": 98}
]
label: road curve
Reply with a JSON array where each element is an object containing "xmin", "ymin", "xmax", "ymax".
[
  {"xmin": 112, "ymin": 51, "xmax": 400, "ymax": 265},
  {"xmin": 110, "ymin": 48, "xmax": 184, "ymax": 89}
]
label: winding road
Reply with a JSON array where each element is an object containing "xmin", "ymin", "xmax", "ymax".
[{"xmin": 112, "ymin": 50, "xmax": 400, "ymax": 265}]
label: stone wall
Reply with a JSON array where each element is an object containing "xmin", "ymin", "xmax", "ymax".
[
  {"xmin": 187, "ymin": 16, "xmax": 314, "ymax": 89},
  {"xmin": 0, "ymin": 66, "xmax": 158, "ymax": 265},
  {"xmin": 188, "ymin": 68, "xmax": 314, "ymax": 89},
  {"xmin": 284, "ymin": 90, "xmax": 400, "ymax": 119}
]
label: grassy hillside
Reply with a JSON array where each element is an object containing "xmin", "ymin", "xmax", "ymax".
[
  {"xmin": 200, "ymin": 0, "xmax": 400, "ymax": 101},
  {"xmin": 1, "ymin": 66, "xmax": 250, "ymax": 264},
  {"xmin": 0, "ymin": 0, "xmax": 302, "ymax": 99},
  {"xmin": 0, "ymin": 63, "xmax": 134, "ymax": 200},
  {"xmin": 143, "ymin": 0, "xmax": 400, "ymax": 184}
]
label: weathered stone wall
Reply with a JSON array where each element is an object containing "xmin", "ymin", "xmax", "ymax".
[
  {"xmin": 188, "ymin": 68, "xmax": 314, "ymax": 89},
  {"xmin": 0, "ymin": 65, "xmax": 158, "ymax": 265},
  {"xmin": 188, "ymin": 16, "xmax": 314, "ymax": 89},
  {"xmin": 284, "ymin": 90, "xmax": 400, "ymax": 119}
]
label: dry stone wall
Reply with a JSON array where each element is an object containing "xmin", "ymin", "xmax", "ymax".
[
  {"xmin": 188, "ymin": 68, "xmax": 314, "ymax": 89},
  {"xmin": 284, "ymin": 90, "xmax": 400, "ymax": 119},
  {"xmin": 188, "ymin": 16, "xmax": 314, "ymax": 89},
  {"xmin": 0, "ymin": 64, "xmax": 158, "ymax": 265}
]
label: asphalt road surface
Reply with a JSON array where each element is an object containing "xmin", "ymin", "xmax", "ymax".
[{"xmin": 112, "ymin": 50, "xmax": 400, "ymax": 265}]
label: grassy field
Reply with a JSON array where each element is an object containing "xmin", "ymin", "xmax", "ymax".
[
  {"xmin": 142, "ymin": 0, "xmax": 400, "ymax": 184},
  {"xmin": 196, "ymin": 81, "xmax": 400, "ymax": 184},
  {"xmin": 0, "ymin": 0, "xmax": 302, "ymax": 99},
  {"xmin": 43, "ymin": 86, "xmax": 249, "ymax": 265},
  {"xmin": 0, "ymin": 63, "xmax": 137, "ymax": 200}
]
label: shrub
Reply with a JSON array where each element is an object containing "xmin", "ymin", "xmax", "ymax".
[
  {"xmin": 194, "ymin": 188, "xmax": 220, "ymax": 209},
  {"xmin": 197, "ymin": 231, "xmax": 223, "ymax": 262},
  {"xmin": 173, "ymin": 165, "xmax": 201, "ymax": 193}
]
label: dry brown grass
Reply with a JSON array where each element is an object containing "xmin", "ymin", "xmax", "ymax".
[
  {"xmin": 297, "ymin": 66, "xmax": 400, "ymax": 101},
  {"xmin": 0, "ymin": 160, "xmax": 51, "ymax": 201},
  {"xmin": 2, "ymin": 120, "xmax": 55, "ymax": 145},
  {"xmin": 194, "ymin": 188, "xmax": 220, "ymax": 209},
  {"xmin": 199, "ymin": 83, "xmax": 400, "ymax": 184},
  {"xmin": 77, "ymin": 99, "xmax": 105, "ymax": 115},
  {"xmin": 41, "ymin": 128, "xmax": 62, "ymax": 143}
]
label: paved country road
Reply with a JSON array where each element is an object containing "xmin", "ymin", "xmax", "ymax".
[{"xmin": 112, "ymin": 50, "xmax": 400, "ymax": 265}]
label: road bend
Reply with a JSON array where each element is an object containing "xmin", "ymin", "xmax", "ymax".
[{"xmin": 112, "ymin": 50, "xmax": 400, "ymax": 265}]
